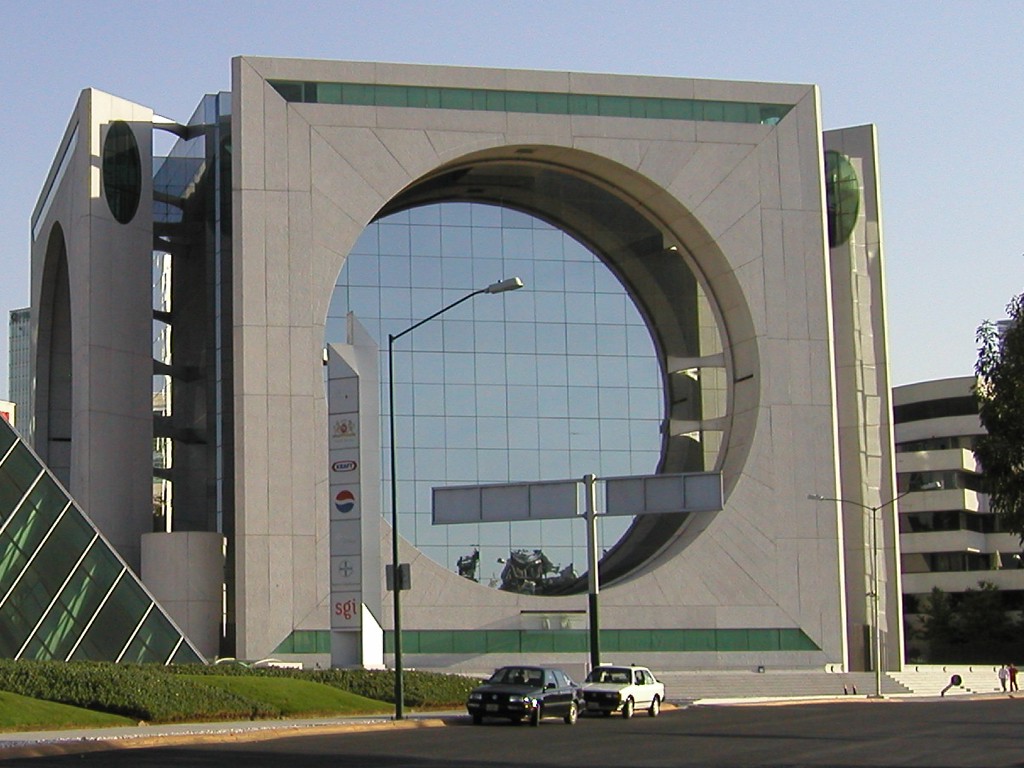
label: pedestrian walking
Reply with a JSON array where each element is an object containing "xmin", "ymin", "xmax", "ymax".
[
  {"xmin": 1010, "ymin": 663, "xmax": 1019, "ymax": 692},
  {"xmin": 998, "ymin": 664, "xmax": 1008, "ymax": 691}
]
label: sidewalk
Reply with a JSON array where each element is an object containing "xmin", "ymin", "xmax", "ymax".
[{"xmin": 0, "ymin": 712, "xmax": 454, "ymax": 761}]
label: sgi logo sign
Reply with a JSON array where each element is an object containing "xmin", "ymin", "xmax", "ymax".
[{"xmin": 332, "ymin": 459, "xmax": 357, "ymax": 472}]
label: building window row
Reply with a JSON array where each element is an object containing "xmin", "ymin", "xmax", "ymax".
[
  {"xmin": 900, "ymin": 510, "xmax": 1007, "ymax": 534},
  {"xmin": 896, "ymin": 435, "xmax": 976, "ymax": 453},
  {"xmin": 897, "ymin": 470, "xmax": 983, "ymax": 494},
  {"xmin": 893, "ymin": 396, "xmax": 977, "ymax": 424},
  {"xmin": 901, "ymin": 550, "xmax": 1020, "ymax": 574}
]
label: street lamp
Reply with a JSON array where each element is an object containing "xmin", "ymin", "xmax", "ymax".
[
  {"xmin": 388, "ymin": 276, "xmax": 523, "ymax": 719},
  {"xmin": 808, "ymin": 481, "xmax": 940, "ymax": 698}
]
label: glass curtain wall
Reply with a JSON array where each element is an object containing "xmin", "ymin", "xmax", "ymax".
[{"xmin": 327, "ymin": 203, "xmax": 663, "ymax": 593}]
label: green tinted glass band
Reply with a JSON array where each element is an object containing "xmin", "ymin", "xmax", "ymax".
[
  {"xmin": 274, "ymin": 627, "xmax": 819, "ymax": 656},
  {"xmin": 268, "ymin": 81, "xmax": 791, "ymax": 125}
]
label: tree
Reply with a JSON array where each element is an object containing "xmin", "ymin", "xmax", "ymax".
[
  {"xmin": 974, "ymin": 292, "xmax": 1024, "ymax": 538},
  {"xmin": 917, "ymin": 586, "xmax": 959, "ymax": 652},
  {"xmin": 957, "ymin": 581, "xmax": 1013, "ymax": 660},
  {"xmin": 914, "ymin": 583, "xmax": 1015, "ymax": 663}
]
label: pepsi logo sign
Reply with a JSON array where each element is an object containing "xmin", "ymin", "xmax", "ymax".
[
  {"xmin": 332, "ymin": 460, "xmax": 358, "ymax": 472},
  {"xmin": 334, "ymin": 489, "xmax": 356, "ymax": 514}
]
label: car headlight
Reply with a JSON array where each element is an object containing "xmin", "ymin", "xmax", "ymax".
[
  {"xmin": 468, "ymin": 693, "xmax": 482, "ymax": 701},
  {"xmin": 508, "ymin": 695, "xmax": 525, "ymax": 703}
]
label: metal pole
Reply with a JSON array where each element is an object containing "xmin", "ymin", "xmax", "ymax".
[
  {"xmin": 871, "ymin": 503, "xmax": 882, "ymax": 698},
  {"xmin": 584, "ymin": 473, "xmax": 600, "ymax": 670},
  {"xmin": 385, "ymin": 278, "xmax": 522, "ymax": 721},
  {"xmin": 388, "ymin": 334, "xmax": 404, "ymax": 720}
]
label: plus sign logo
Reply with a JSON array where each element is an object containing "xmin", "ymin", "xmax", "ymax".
[{"xmin": 338, "ymin": 560, "xmax": 354, "ymax": 578}]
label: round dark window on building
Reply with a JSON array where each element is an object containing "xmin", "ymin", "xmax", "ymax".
[
  {"xmin": 102, "ymin": 121, "xmax": 142, "ymax": 224},
  {"xmin": 824, "ymin": 150, "xmax": 860, "ymax": 247}
]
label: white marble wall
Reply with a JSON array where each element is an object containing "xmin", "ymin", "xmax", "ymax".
[
  {"xmin": 30, "ymin": 90, "xmax": 155, "ymax": 573},
  {"xmin": 227, "ymin": 58, "xmax": 868, "ymax": 669}
]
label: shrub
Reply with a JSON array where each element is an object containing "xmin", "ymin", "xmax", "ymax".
[
  {"xmin": 163, "ymin": 664, "xmax": 481, "ymax": 707},
  {"xmin": 0, "ymin": 660, "xmax": 277, "ymax": 722}
]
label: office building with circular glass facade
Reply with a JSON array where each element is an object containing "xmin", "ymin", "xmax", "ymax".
[{"xmin": 28, "ymin": 58, "xmax": 898, "ymax": 674}]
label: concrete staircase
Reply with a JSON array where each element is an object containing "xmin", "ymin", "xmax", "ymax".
[
  {"xmin": 889, "ymin": 664, "xmax": 1004, "ymax": 696},
  {"xmin": 657, "ymin": 665, "xmax": 1007, "ymax": 703},
  {"xmin": 658, "ymin": 670, "xmax": 909, "ymax": 703}
]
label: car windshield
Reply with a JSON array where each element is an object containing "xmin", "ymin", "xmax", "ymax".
[
  {"xmin": 490, "ymin": 667, "xmax": 545, "ymax": 686},
  {"xmin": 585, "ymin": 667, "xmax": 632, "ymax": 684}
]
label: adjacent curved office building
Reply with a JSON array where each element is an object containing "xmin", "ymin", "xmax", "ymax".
[{"xmin": 26, "ymin": 57, "xmax": 898, "ymax": 673}]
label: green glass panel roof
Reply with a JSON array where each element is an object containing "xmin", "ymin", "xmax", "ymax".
[
  {"xmin": 268, "ymin": 80, "xmax": 793, "ymax": 126},
  {"xmin": 0, "ymin": 418, "xmax": 205, "ymax": 664}
]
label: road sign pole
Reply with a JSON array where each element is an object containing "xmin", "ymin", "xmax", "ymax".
[{"xmin": 585, "ymin": 473, "xmax": 600, "ymax": 671}]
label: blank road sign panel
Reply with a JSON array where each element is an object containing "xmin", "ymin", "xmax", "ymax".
[
  {"xmin": 528, "ymin": 481, "xmax": 580, "ymax": 519},
  {"xmin": 433, "ymin": 480, "xmax": 581, "ymax": 524},
  {"xmin": 604, "ymin": 473, "xmax": 722, "ymax": 516},
  {"xmin": 683, "ymin": 473, "xmax": 724, "ymax": 511},
  {"xmin": 481, "ymin": 484, "xmax": 530, "ymax": 521},
  {"xmin": 432, "ymin": 486, "xmax": 483, "ymax": 524}
]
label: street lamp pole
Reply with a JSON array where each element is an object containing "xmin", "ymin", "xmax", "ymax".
[
  {"xmin": 388, "ymin": 277, "xmax": 523, "ymax": 720},
  {"xmin": 808, "ymin": 489, "xmax": 906, "ymax": 698}
]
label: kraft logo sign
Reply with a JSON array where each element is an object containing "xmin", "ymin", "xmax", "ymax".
[
  {"xmin": 332, "ymin": 459, "xmax": 358, "ymax": 472},
  {"xmin": 334, "ymin": 489, "xmax": 357, "ymax": 514}
]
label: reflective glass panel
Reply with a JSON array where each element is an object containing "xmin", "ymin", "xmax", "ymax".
[
  {"xmin": 70, "ymin": 575, "xmax": 149, "ymax": 661},
  {"xmin": 21, "ymin": 538, "xmax": 116, "ymax": 661},
  {"xmin": 0, "ymin": 419, "xmax": 16, "ymax": 458},
  {"xmin": 171, "ymin": 642, "xmax": 204, "ymax": 664},
  {"xmin": 0, "ymin": 481, "xmax": 68, "ymax": 600},
  {"xmin": 328, "ymin": 203, "xmax": 663, "ymax": 593},
  {"xmin": 0, "ymin": 443, "xmax": 42, "ymax": 521},
  {"xmin": 120, "ymin": 608, "xmax": 180, "ymax": 664}
]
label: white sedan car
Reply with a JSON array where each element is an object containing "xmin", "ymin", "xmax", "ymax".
[{"xmin": 581, "ymin": 664, "xmax": 665, "ymax": 718}]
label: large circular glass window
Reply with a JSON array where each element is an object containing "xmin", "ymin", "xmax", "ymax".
[
  {"xmin": 102, "ymin": 121, "xmax": 142, "ymax": 224},
  {"xmin": 328, "ymin": 202, "xmax": 666, "ymax": 592}
]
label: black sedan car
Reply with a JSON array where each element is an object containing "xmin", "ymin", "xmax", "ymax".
[{"xmin": 466, "ymin": 665, "xmax": 581, "ymax": 725}]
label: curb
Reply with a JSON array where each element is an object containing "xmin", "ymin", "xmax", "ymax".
[{"xmin": 0, "ymin": 716, "xmax": 451, "ymax": 761}]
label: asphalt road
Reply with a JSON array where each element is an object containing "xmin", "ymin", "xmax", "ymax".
[{"xmin": 4, "ymin": 698, "xmax": 1024, "ymax": 768}]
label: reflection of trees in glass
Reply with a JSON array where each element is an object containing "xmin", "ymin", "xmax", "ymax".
[
  {"xmin": 456, "ymin": 549, "xmax": 479, "ymax": 581},
  {"xmin": 497, "ymin": 549, "xmax": 576, "ymax": 595}
]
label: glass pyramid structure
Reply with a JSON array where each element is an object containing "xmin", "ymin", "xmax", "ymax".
[{"xmin": 0, "ymin": 417, "xmax": 203, "ymax": 664}]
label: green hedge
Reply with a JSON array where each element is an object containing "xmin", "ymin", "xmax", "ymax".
[
  {"xmin": 0, "ymin": 660, "xmax": 277, "ymax": 723},
  {"xmin": 167, "ymin": 665, "xmax": 481, "ymax": 708},
  {"xmin": 0, "ymin": 660, "xmax": 480, "ymax": 723}
]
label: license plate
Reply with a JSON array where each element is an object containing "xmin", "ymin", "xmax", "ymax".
[{"xmin": 485, "ymin": 704, "xmax": 499, "ymax": 712}]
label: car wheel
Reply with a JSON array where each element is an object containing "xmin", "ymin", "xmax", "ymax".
[
  {"xmin": 472, "ymin": 714, "xmax": 483, "ymax": 725},
  {"xmin": 622, "ymin": 697, "xmax": 634, "ymax": 719},
  {"xmin": 648, "ymin": 696, "xmax": 661, "ymax": 717},
  {"xmin": 564, "ymin": 701, "xmax": 578, "ymax": 725},
  {"xmin": 601, "ymin": 710, "xmax": 611, "ymax": 717},
  {"xmin": 530, "ymin": 707, "xmax": 541, "ymax": 727}
]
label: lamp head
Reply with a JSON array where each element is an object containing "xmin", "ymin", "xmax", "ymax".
[{"xmin": 485, "ymin": 277, "xmax": 524, "ymax": 294}]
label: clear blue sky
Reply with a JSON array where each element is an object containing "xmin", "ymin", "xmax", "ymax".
[{"xmin": 2, "ymin": 0, "xmax": 1021, "ymax": 397}]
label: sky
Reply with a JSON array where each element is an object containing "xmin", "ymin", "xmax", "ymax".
[{"xmin": 1, "ymin": 0, "xmax": 1021, "ymax": 398}]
